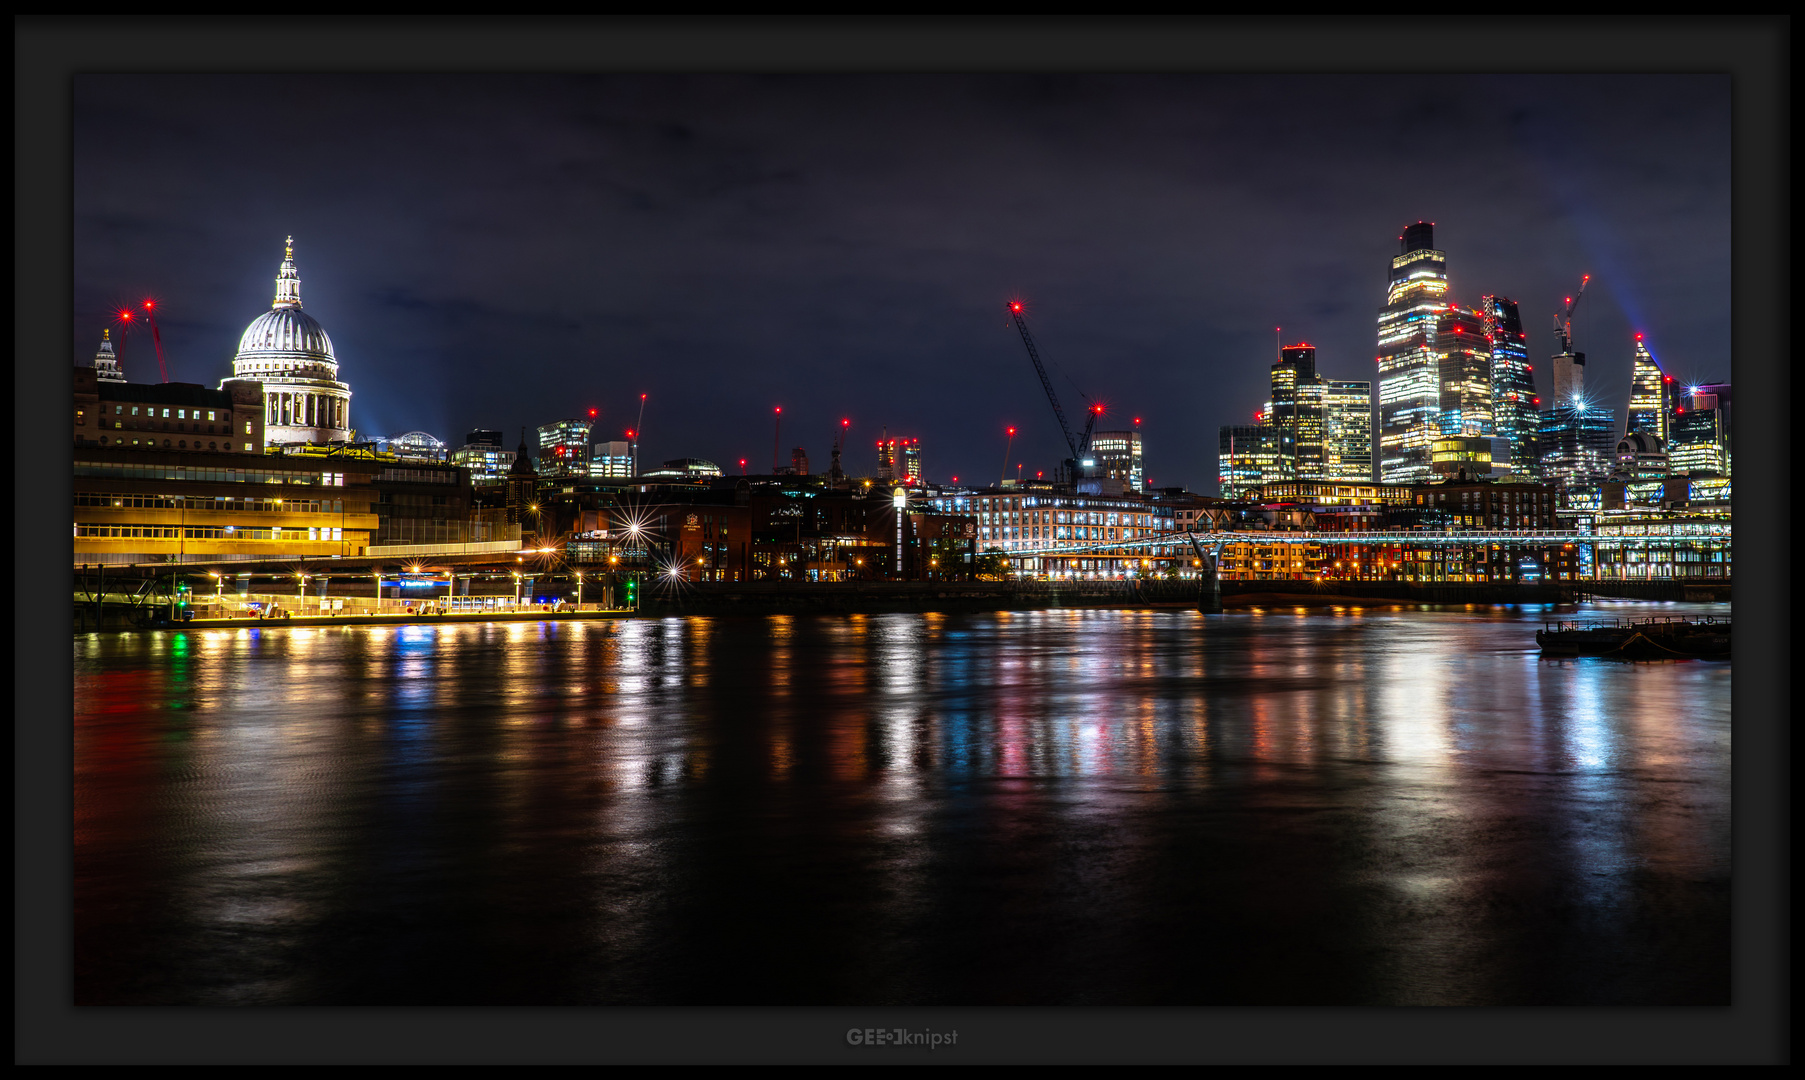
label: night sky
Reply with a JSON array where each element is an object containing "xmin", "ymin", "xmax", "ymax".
[{"xmin": 73, "ymin": 74, "xmax": 1729, "ymax": 492}]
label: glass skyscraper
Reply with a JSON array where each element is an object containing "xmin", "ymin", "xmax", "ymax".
[
  {"xmin": 1321, "ymin": 379, "xmax": 1373, "ymax": 481},
  {"xmin": 1625, "ymin": 335, "xmax": 1673, "ymax": 443},
  {"xmin": 1482, "ymin": 295, "xmax": 1540, "ymax": 479},
  {"xmin": 1538, "ymin": 402, "xmax": 1617, "ymax": 487},
  {"xmin": 1378, "ymin": 222, "xmax": 1492, "ymax": 483},
  {"xmin": 1217, "ymin": 424, "xmax": 1282, "ymax": 498}
]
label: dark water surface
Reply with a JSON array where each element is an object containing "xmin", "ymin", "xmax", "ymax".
[{"xmin": 73, "ymin": 602, "xmax": 1731, "ymax": 1005}]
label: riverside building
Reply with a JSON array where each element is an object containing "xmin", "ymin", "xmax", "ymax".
[
  {"xmin": 933, "ymin": 489, "xmax": 1176, "ymax": 578},
  {"xmin": 73, "ymin": 447, "xmax": 379, "ymax": 566}
]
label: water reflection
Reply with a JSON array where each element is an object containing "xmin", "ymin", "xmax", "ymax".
[{"xmin": 74, "ymin": 603, "xmax": 1731, "ymax": 1005}]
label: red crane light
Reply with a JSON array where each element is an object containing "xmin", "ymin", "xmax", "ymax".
[
  {"xmin": 588, "ymin": 408, "xmax": 597, "ymax": 418},
  {"xmin": 1010, "ymin": 302, "xmax": 1022, "ymax": 312}
]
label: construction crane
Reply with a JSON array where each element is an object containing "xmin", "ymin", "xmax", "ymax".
[
  {"xmin": 1553, "ymin": 274, "xmax": 1591, "ymax": 354},
  {"xmin": 1007, "ymin": 302, "xmax": 1103, "ymax": 477}
]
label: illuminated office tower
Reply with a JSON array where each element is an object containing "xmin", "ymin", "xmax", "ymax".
[
  {"xmin": 1669, "ymin": 384, "xmax": 1730, "ymax": 476},
  {"xmin": 1091, "ymin": 429, "xmax": 1145, "ymax": 492},
  {"xmin": 1377, "ymin": 222, "xmax": 1452, "ymax": 483},
  {"xmin": 536, "ymin": 417, "xmax": 592, "ymax": 479},
  {"xmin": 1624, "ymin": 335, "xmax": 1673, "ymax": 443},
  {"xmin": 901, "ymin": 439, "xmax": 922, "ymax": 484},
  {"xmin": 1217, "ymin": 423, "xmax": 1282, "ymax": 498},
  {"xmin": 1269, "ymin": 344, "xmax": 1325, "ymax": 480},
  {"xmin": 877, "ymin": 436, "xmax": 896, "ymax": 482},
  {"xmin": 1436, "ymin": 303, "xmax": 1493, "ymax": 440},
  {"xmin": 590, "ymin": 440, "xmax": 634, "ymax": 479},
  {"xmin": 1538, "ymin": 401, "xmax": 1617, "ymax": 487},
  {"xmin": 1482, "ymin": 295, "xmax": 1541, "ymax": 478},
  {"xmin": 1321, "ymin": 378, "xmax": 1373, "ymax": 481},
  {"xmin": 453, "ymin": 429, "xmax": 511, "ymax": 485}
]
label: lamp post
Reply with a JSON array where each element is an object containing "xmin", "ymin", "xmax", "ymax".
[
  {"xmin": 372, "ymin": 569, "xmax": 382, "ymax": 613},
  {"xmin": 575, "ymin": 570, "xmax": 583, "ymax": 608}
]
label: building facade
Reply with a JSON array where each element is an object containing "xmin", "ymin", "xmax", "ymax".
[
  {"xmin": 75, "ymin": 366, "xmax": 265, "ymax": 454},
  {"xmin": 590, "ymin": 440, "xmax": 634, "ymax": 479},
  {"xmin": 1321, "ymin": 378, "xmax": 1373, "ymax": 482},
  {"xmin": 224, "ymin": 238, "xmax": 353, "ymax": 446},
  {"xmin": 1539, "ymin": 402, "xmax": 1618, "ymax": 487},
  {"xmin": 1090, "ymin": 429, "xmax": 1145, "ymax": 493},
  {"xmin": 1218, "ymin": 423, "xmax": 1282, "ymax": 498},
  {"xmin": 73, "ymin": 447, "xmax": 379, "ymax": 566},
  {"xmin": 931, "ymin": 489, "xmax": 1176, "ymax": 578},
  {"xmin": 536, "ymin": 418, "xmax": 593, "ymax": 479},
  {"xmin": 453, "ymin": 430, "xmax": 512, "ymax": 485}
]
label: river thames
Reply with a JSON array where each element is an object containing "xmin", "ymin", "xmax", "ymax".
[{"xmin": 73, "ymin": 602, "xmax": 1730, "ymax": 1005}]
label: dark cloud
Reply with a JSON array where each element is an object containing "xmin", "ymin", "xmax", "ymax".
[{"xmin": 74, "ymin": 74, "xmax": 1729, "ymax": 488}]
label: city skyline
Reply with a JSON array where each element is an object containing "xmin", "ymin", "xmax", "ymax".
[
  {"xmin": 30, "ymin": 19, "xmax": 1788, "ymax": 1066},
  {"xmin": 73, "ymin": 74, "xmax": 1729, "ymax": 492}
]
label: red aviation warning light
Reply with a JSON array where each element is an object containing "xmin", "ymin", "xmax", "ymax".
[{"xmin": 588, "ymin": 408, "xmax": 598, "ymax": 418}]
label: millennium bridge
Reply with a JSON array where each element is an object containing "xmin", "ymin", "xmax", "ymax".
[{"xmin": 1012, "ymin": 525, "xmax": 1731, "ymax": 559}]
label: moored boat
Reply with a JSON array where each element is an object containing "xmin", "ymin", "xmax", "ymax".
[{"xmin": 1536, "ymin": 615, "xmax": 1730, "ymax": 660}]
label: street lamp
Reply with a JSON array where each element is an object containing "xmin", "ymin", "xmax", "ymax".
[{"xmin": 575, "ymin": 570, "xmax": 583, "ymax": 608}]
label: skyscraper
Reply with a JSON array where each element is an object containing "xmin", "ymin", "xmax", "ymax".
[
  {"xmin": 1538, "ymin": 402, "xmax": 1617, "ymax": 487},
  {"xmin": 1269, "ymin": 344, "xmax": 1322, "ymax": 480},
  {"xmin": 1320, "ymin": 378, "xmax": 1373, "ymax": 481},
  {"xmin": 1378, "ymin": 222, "xmax": 1492, "ymax": 483},
  {"xmin": 1218, "ymin": 423, "xmax": 1282, "ymax": 498},
  {"xmin": 1669, "ymin": 384, "xmax": 1730, "ymax": 476},
  {"xmin": 1482, "ymin": 295, "xmax": 1541, "ymax": 478},
  {"xmin": 1624, "ymin": 335, "xmax": 1673, "ymax": 443}
]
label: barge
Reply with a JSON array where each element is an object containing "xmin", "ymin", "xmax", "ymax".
[{"xmin": 1536, "ymin": 615, "xmax": 1730, "ymax": 660}]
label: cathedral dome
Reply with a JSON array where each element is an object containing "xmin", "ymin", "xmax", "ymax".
[
  {"xmin": 236, "ymin": 307, "xmax": 336, "ymax": 370},
  {"xmin": 231, "ymin": 237, "xmax": 338, "ymax": 380},
  {"xmin": 223, "ymin": 237, "xmax": 353, "ymax": 445}
]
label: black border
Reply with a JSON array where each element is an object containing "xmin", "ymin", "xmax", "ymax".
[{"xmin": 20, "ymin": 18, "xmax": 1788, "ymax": 1064}]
